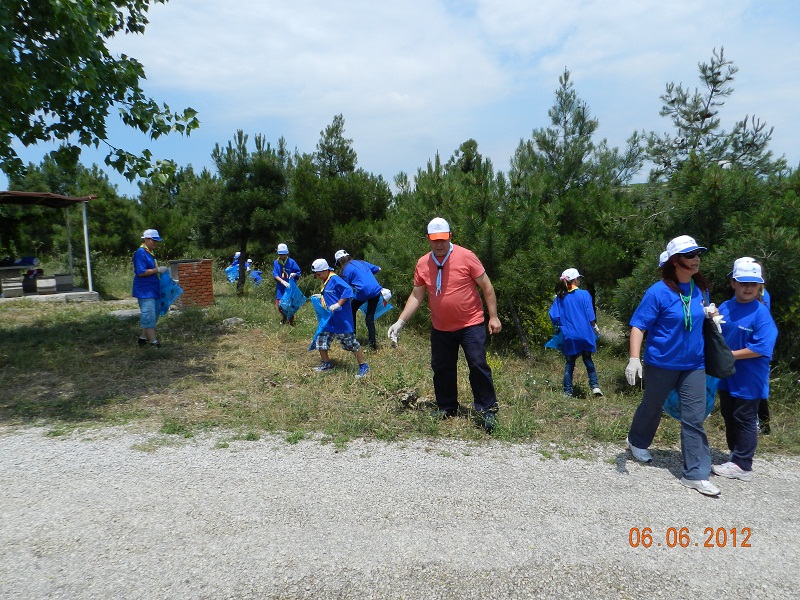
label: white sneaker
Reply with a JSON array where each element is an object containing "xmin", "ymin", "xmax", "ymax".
[
  {"xmin": 712, "ymin": 461, "xmax": 753, "ymax": 481},
  {"xmin": 679, "ymin": 477, "xmax": 721, "ymax": 496},
  {"xmin": 592, "ymin": 387, "xmax": 604, "ymax": 397},
  {"xmin": 626, "ymin": 438, "xmax": 652, "ymax": 463}
]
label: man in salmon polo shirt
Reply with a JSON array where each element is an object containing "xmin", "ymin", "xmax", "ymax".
[{"xmin": 387, "ymin": 217, "xmax": 502, "ymax": 433}]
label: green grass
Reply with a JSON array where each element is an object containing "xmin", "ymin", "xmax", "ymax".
[{"xmin": 1, "ymin": 264, "xmax": 798, "ymax": 457}]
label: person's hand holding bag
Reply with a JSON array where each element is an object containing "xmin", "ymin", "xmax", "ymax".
[{"xmin": 625, "ymin": 358, "xmax": 643, "ymax": 386}]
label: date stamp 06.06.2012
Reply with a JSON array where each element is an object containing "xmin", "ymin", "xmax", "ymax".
[{"xmin": 629, "ymin": 527, "xmax": 751, "ymax": 548}]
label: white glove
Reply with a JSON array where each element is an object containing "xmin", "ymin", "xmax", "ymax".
[
  {"xmin": 593, "ymin": 324, "xmax": 601, "ymax": 338},
  {"xmin": 704, "ymin": 303, "xmax": 717, "ymax": 318},
  {"xmin": 380, "ymin": 288, "xmax": 392, "ymax": 301},
  {"xmin": 328, "ymin": 302, "xmax": 341, "ymax": 313},
  {"xmin": 157, "ymin": 266, "xmax": 168, "ymax": 274},
  {"xmin": 387, "ymin": 319, "xmax": 405, "ymax": 346},
  {"xmin": 625, "ymin": 358, "xmax": 643, "ymax": 386},
  {"xmin": 712, "ymin": 314, "xmax": 726, "ymax": 334},
  {"xmin": 280, "ymin": 279, "xmax": 290, "ymax": 288},
  {"xmin": 289, "ymin": 272, "xmax": 298, "ymax": 279}
]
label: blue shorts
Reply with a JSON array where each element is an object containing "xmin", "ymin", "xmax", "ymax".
[
  {"xmin": 316, "ymin": 331, "xmax": 360, "ymax": 352},
  {"xmin": 138, "ymin": 298, "xmax": 158, "ymax": 329}
]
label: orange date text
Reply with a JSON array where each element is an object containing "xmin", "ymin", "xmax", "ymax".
[{"xmin": 628, "ymin": 527, "xmax": 751, "ymax": 548}]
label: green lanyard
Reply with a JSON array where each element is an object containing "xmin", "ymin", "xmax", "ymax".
[{"xmin": 679, "ymin": 279, "xmax": 694, "ymax": 331}]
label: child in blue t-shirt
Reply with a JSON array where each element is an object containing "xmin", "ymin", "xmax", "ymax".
[
  {"xmin": 310, "ymin": 258, "xmax": 370, "ymax": 379},
  {"xmin": 273, "ymin": 243, "xmax": 301, "ymax": 325},
  {"xmin": 548, "ymin": 268, "xmax": 602, "ymax": 397},
  {"xmin": 334, "ymin": 249, "xmax": 385, "ymax": 350},
  {"xmin": 712, "ymin": 260, "xmax": 778, "ymax": 482}
]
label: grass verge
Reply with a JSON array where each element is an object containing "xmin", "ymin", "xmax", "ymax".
[{"xmin": 1, "ymin": 273, "xmax": 798, "ymax": 455}]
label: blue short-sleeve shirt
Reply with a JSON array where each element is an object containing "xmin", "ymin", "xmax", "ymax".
[
  {"xmin": 321, "ymin": 273, "xmax": 355, "ymax": 334},
  {"xmin": 630, "ymin": 280, "xmax": 705, "ymax": 370},
  {"xmin": 717, "ymin": 298, "xmax": 778, "ymax": 399},
  {"xmin": 548, "ymin": 288, "xmax": 597, "ymax": 355}
]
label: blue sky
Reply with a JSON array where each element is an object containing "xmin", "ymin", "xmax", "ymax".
[{"xmin": 4, "ymin": 0, "xmax": 799, "ymax": 197}]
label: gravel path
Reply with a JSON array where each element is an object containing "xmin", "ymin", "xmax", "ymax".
[{"xmin": 1, "ymin": 426, "xmax": 798, "ymax": 599}]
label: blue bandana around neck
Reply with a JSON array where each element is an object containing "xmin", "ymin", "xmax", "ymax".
[{"xmin": 431, "ymin": 243, "xmax": 453, "ymax": 296}]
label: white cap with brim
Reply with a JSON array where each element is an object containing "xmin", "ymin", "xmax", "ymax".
[
  {"xmin": 732, "ymin": 261, "xmax": 764, "ymax": 283},
  {"xmin": 728, "ymin": 256, "xmax": 757, "ymax": 277},
  {"xmin": 277, "ymin": 243, "xmax": 289, "ymax": 255},
  {"xmin": 560, "ymin": 268, "xmax": 581, "ymax": 281},
  {"xmin": 142, "ymin": 229, "xmax": 162, "ymax": 241},
  {"xmin": 311, "ymin": 258, "xmax": 332, "ymax": 273},
  {"xmin": 661, "ymin": 235, "xmax": 706, "ymax": 265},
  {"xmin": 427, "ymin": 217, "xmax": 450, "ymax": 240},
  {"xmin": 334, "ymin": 249, "xmax": 349, "ymax": 262}
]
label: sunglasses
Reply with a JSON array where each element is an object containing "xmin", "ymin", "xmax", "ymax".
[{"xmin": 680, "ymin": 251, "xmax": 702, "ymax": 259}]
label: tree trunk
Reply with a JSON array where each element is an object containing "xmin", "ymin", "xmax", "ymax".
[{"xmin": 507, "ymin": 300, "xmax": 532, "ymax": 360}]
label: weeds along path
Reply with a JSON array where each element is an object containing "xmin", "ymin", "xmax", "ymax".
[{"xmin": 1, "ymin": 426, "xmax": 798, "ymax": 599}]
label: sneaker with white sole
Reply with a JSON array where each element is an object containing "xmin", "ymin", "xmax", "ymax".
[
  {"xmin": 356, "ymin": 363, "xmax": 370, "ymax": 379},
  {"xmin": 626, "ymin": 438, "xmax": 652, "ymax": 463},
  {"xmin": 592, "ymin": 387, "xmax": 604, "ymax": 397},
  {"xmin": 314, "ymin": 361, "xmax": 333, "ymax": 372},
  {"xmin": 679, "ymin": 477, "xmax": 721, "ymax": 496},
  {"xmin": 712, "ymin": 461, "xmax": 753, "ymax": 481}
]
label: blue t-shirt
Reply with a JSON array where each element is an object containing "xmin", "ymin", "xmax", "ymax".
[
  {"xmin": 549, "ymin": 288, "xmax": 596, "ymax": 355},
  {"xmin": 321, "ymin": 273, "xmax": 355, "ymax": 334},
  {"xmin": 272, "ymin": 257, "xmax": 301, "ymax": 300},
  {"xmin": 340, "ymin": 260, "xmax": 382, "ymax": 301},
  {"xmin": 630, "ymin": 280, "xmax": 706, "ymax": 370},
  {"xmin": 717, "ymin": 298, "xmax": 778, "ymax": 400},
  {"xmin": 131, "ymin": 246, "xmax": 159, "ymax": 299}
]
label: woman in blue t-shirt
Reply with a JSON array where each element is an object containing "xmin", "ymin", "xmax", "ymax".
[
  {"xmin": 712, "ymin": 260, "xmax": 778, "ymax": 482},
  {"xmin": 624, "ymin": 235, "xmax": 720, "ymax": 496},
  {"xmin": 335, "ymin": 249, "xmax": 384, "ymax": 350},
  {"xmin": 548, "ymin": 268, "xmax": 602, "ymax": 397}
]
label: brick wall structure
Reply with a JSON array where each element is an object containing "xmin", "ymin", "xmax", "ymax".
[{"xmin": 170, "ymin": 259, "xmax": 214, "ymax": 308}]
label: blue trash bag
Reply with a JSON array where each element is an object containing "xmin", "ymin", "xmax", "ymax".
[
  {"xmin": 158, "ymin": 272, "xmax": 183, "ymax": 317},
  {"xmin": 359, "ymin": 297, "xmax": 393, "ymax": 320},
  {"xmin": 248, "ymin": 269, "xmax": 263, "ymax": 285},
  {"xmin": 224, "ymin": 264, "xmax": 239, "ymax": 283},
  {"xmin": 278, "ymin": 279, "xmax": 306, "ymax": 322},
  {"xmin": 544, "ymin": 328, "xmax": 564, "ymax": 351},
  {"xmin": 663, "ymin": 375, "xmax": 719, "ymax": 420},
  {"xmin": 308, "ymin": 295, "xmax": 332, "ymax": 351}
]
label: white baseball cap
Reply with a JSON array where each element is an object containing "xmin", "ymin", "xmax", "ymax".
[
  {"xmin": 234, "ymin": 251, "xmax": 241, "ymax": 258},
  {"xmin": 277, "ymin": 243, "xmax": 289, "ymax": 255},
  {"xmin": 334, "ymin": 249, "xmax": 349, "ymax": 262},
  {"xmin": 728, "ymin": 256, "xmax": 757, "ymax": 277},
  {"xmin": 311, "ymin": 258, "xmax": 332, "ymax": 272},
  {"xmin": 660, "ymin": 235, "xmax": 706, "ymax": 266},
  {"xmin": 731, "ymin": 260, "xmax": 764, "ymax": 283},
  {"xmin": 427, "ymin": 217, "xmax": 451, "ymax": 240},
  {"xmin": 560, "ymin": 268, "xmax": 581, "ymax": 281},
  {"xmin": 141, "ymin": 228, "xmax": 162, "ymax": 241}
]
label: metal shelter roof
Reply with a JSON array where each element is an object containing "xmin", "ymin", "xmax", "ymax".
[{"xmin": 0, "ymin": 190, "xmax": 96, "ymax": 208}]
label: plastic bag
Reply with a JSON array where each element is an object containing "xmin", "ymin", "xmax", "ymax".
[
  {"xmin": 359, "ymin": 297, "xmax": 393, "ymax": 320},
  {"xmin": 308, "ymin": 295, "xmax": 332, "ymax": 351},
  {"xmin": 158, "ymin": 272, "xmax": 183, "ymax": 317},
  {"xmin": 544, "ymin": 328, "xmax": 564, "ymax": 351},
  {"xmin": 278, "ymin": 279, "xmax": 306, "ymax": 322},
  {"xmin": 663, "ymin": 375, "xmax": 718, "ymax": 421}
]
